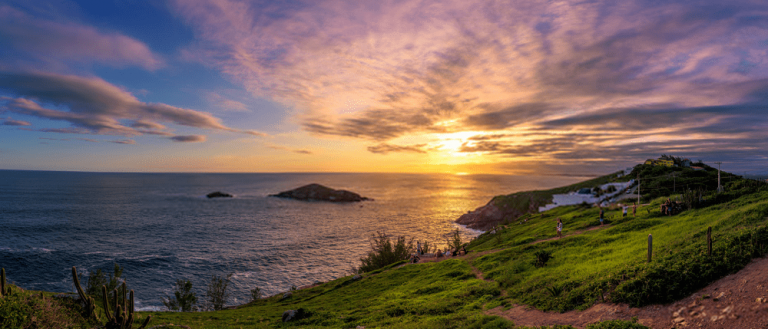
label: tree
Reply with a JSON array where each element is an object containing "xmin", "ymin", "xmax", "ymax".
[
  {"xmin": 204, "ymin": 273, "xmax": 233, "ymax": 311},
  {"xmin": 162, "ymin": 279, "xmax": 197, "ymax": 312}
]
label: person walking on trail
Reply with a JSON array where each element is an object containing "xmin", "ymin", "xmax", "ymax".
[
  {"xmin": 556, "ymin": 218, "xmax": 563, "ymax": 239},
  {"xmin": 632, "ymin": 203, "xmax": 637, "ymax": 217},
  {"xmin": 599, "ymin": 207, "xmax": 605, "ymax": 225},
  {"xmin": 417, "ymin": 241, "xmax": 422, "ymax": 255}
]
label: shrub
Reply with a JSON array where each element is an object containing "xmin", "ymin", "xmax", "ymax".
[
  {"xmin": 446, "ymin": 228, "xmax": 463, "ymax": 252},
  {"xmin": 546, "ymin": 285, "xmax": 563, "ymax": 297},
  {"xmin": 358, "ymin": 232, "xmax": 414, "ymax": 273},
  {"xmin": 422, "ymin": 241, "xmax": 432, "ymax": 254},
  {"xmin": 162, "ymin": 279, "xmax": 197, "ymax": 312},
  {"xmin": 204, "ymin": 273, "xmax": 232, "ymax": 311},
  {"xmin": 85, "ymin": 263, "xmax": 124, "ymax": 301},
  {"xmin": 585, "ymin": 318, "xmax": 648, "ymax": 329},
  {"xmin": 533, "ymin": 250, "xmax": 553, "ymax": 268},
  {"xmin": 249, "ymin": 287, "xmax": 262, "ymax": 301}
]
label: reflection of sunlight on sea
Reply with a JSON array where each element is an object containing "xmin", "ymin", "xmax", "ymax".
[{"xmin": 0, "ymin": 171, "xmax": 584, "ymax": 309}]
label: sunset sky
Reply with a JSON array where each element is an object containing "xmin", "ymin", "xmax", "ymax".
[{"xmin": 1, "ymin": 0, "xmax": 767, "ymax": 175}]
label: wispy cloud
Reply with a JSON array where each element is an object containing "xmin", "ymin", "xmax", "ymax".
[
  {"xmin": 111, "ymin": 139, "xmax": 136, "ymax": 145},
  {"xmin": 0, "ymin": 5, "xmax": 163, "ymax": 70},
  {"xmin": 169, "ymin": 135, "xmax": 207, "ymax": 142},
  {"xmin": 0, "ymin": 71, "xmax": 267, "ymax": 139},
  {"xmin": 1, "ymin": 118, "xmax": 30, "ymax": 126},
  {"xmin": 267, "ymin": 144, "xmax": 313, "ymax": 155},
  {"xmin": 206, "ymin": 92, "xmax": 249, "ymax": 112},
  {"xmin": 367, "ymin": 143, "xmax": 427, "ymax": 155}
]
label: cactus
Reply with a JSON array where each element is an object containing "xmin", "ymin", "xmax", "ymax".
[
  {"xmin": 102, "ymin": 282, "xmax": 151, "ymax": 329},
  {"xmin": 1, "ymin": 268, "xmax": 6, "ymax": 297},
  {"xmin": 72, "ymin": 266, "xmax": 98, "ymax": 320}
]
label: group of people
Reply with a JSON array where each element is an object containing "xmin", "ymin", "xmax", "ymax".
[
  {"xmin": 660, "ymin": 198, "xmax": 677, "ymax": 216},
  {"xmin": 413, "ymin": 241, "xmax": 466, "ymax": 262}
]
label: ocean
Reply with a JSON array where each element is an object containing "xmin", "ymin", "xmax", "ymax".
[{"xmin": 0, "ymin": 170, "xmax": 583, "ymax": 310}]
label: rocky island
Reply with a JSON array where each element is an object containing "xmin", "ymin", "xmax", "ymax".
[
  {"xmin": 269, "ymin": 183, "xmax": 371, "ymax": 202},
  {"xmin": 206, "ymin": 191, "xmax": 233, "ymax": 198}
]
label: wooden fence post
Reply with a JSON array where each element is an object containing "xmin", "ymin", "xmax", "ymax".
[
  {"xmin": 648, "ymin": 234, "xmax": 653, "ymax": 263},
  {"xmin": 707, "ymin": 227, "xmax": 712, "ymax": 256}
]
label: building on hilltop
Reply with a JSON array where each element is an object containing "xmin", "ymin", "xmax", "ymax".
[{"xmin": 644, "ymin": 158, "xmax": 675, "ymax": 167}]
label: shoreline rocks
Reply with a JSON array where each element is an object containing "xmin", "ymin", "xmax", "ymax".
[
  {"xmin": 269, "ymin": 184, "xmax": 371, "ymax": 202},
  {"xmin": 456, "ymin": 193, "xmax": 547, "ymax": 231}
]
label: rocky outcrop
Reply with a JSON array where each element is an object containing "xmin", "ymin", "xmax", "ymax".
[
  {"xmin": 206, "ymin": 191, "xmax": 232, "ymax": 198},
  {"xmin": 282, "ymin": 308, "xmax": 311, "ymax": 322},
  {"xmin": 269, "ymin": 184, "xmax": 371, "ymax": 202},
  {"xmin": 456, "ymin": 193, "xmax": 550, "ymax": 231}
]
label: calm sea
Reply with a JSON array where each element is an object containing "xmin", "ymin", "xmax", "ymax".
[{"xmin": 0, "ymin": 170, "xmax": 582, "ymax": 310}]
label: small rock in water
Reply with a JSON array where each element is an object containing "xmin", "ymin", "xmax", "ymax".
[{"xmin": 206, "ymin": 191, "xmax": 232, "ymax": 198}]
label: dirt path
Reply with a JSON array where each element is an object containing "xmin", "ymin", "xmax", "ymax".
[{"xmin": 486, "ymin": 256, "xmax": 768, "ymax": 328}]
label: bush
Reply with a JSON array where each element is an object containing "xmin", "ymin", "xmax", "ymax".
[
  {"xmin": 358, "ymin": 232, "xmax": 414, "ymax": 273},
  {"xmin": 533, "ymin": 250, "xmax": 553, "ymax": 268},
  {"xmin": 204, "ymin": 273, "xmax": 233, "ymax": 311},
  {"xmin": 162, "ymin": 279, "xmax": 197, "ymax": 312},
  {"xmin": 85, "ymin": 263, "xmax": 124, "ymax": 301},
  {"xmin": 585, "ymin": 318, "xmax": 648, "ymax": 329},
  {"xmin": 422, "ymin": 241, "xmax": 432, "ymax": 254},
  {"xmin": 249, "ymin": 287, "xmax": 262, "ymax": 301},
  {"xmin": 446, "ymin": 228, "xmax": 463, "ymax": 252}
]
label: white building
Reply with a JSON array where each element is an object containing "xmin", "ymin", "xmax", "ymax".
[{"xmin": 538, "ymin": 180, "xmax": 634, "ymax": 212}]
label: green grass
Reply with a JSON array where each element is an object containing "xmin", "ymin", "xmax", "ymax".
[
  {"xmin": 148, "ymin": 259, "xmax": 506, "ymax": 328},
  {"xmin": 471, "ymin": 188, "xmax": 768, "ymax": 312},
  {"xmin": 0, "ymin": 285, "xmax": 99, "ymax": 329}
]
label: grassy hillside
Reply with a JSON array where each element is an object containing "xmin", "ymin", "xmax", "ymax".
[{"xmin": 3, "ymin": 167, "xmax": 768, "ymax": 329}]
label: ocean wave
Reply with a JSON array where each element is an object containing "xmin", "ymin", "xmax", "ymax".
[{"xmin": 0, "ymin": 247, "xmax": 55, "ymax": 253}]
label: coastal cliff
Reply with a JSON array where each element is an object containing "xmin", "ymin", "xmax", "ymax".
[
  {"xmin": 456, "ymin": 192, "xmax": 551, "ymax": 231},
  {"xmin": 457, "ymin": 173, "xmax": 624, "ymax": 231}
]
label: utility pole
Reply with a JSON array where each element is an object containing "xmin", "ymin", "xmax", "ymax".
[
  {"xmin": 715, "ymin": 161, "xmax": 723, "ymax": 193},
  {"xmin": 637, "ymin": 173, "xmax": 640, "ymax": 205}
]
